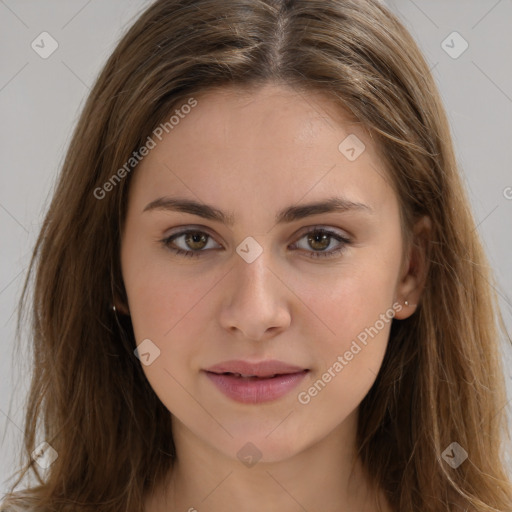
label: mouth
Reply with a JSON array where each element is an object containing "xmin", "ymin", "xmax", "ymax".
[
  {"xmin": 209, "ymin": 372, "xmax": 302, "ymax": 379},
  {"xmin": 203, "ymin": 360, "xmax": 310, "ymax": 403}
]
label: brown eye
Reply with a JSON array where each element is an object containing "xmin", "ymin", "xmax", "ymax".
[
  {"xmin": 307, "ymin": 231, "xmax": 331, "ymax": 251},
  {"xmin": 162, "ymin": 227, "xmax": 350, "ymax": 259},
  {"xmin": 162, "ymin": 229, "xmax": 221, "ymax": 257},
  {"xmin": 291, "ymin": 228, "xmax": 351, "ymax": 259},
  {"xmin": 184, "ymin": 232, "xmax": 209, "ymax": 250}
]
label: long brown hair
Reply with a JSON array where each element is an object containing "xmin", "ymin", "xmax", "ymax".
[{"xmin": 2, "ymin": 0, "xmax": 511, "ymax": 510}]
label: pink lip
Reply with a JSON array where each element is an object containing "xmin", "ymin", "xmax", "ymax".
[{"xmin": 203, "ymin": 359, "xmax": 309, "ymax": 404}]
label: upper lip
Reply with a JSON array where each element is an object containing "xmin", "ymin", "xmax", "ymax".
[{"xmin": 204, "ymin": 359, "xmax": 308, "ymax": 378}]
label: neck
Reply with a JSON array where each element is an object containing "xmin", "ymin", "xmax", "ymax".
[{"xmin": 145, "ymin": 410, "xmax": 392, "ymax": 512}]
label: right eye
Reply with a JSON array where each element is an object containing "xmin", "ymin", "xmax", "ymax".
[{"xmin": 162, "ymin": 229, "xmax": 222, "ymax": 257}]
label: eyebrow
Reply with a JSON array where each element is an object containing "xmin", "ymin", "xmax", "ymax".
[{"xmin": 143, "ymin": 195, "xmax": 373, "ymax": 226}]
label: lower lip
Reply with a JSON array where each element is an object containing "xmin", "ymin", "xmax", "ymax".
[{"xmin": 204, "ymin": 370, "xmax": 309, "ymax": 404}]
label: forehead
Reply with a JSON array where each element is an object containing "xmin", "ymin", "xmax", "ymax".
[{"xmin": 127, "ymin": 83, "xmax": 395, "ymax": 219}]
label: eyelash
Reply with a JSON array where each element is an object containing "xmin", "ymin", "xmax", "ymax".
[{"xmin": 161, "ymin": 227, "xmax": 351, "ymax": 259}]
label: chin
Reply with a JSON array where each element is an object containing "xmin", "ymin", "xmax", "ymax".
[{"xmin": 221, "ymin": 426, "xmax": 311, "ymax": 465}]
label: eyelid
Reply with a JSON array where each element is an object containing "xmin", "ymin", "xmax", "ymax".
[
  {"xmin": 164, "ymin": 224, "xmax": 222, "ymax": 241},
  {"xmin": 293, "ymin": 224, "xmax": 350, "ymax": 239},
  {"xmin": 163, "ymin": 223, "xmax": 350, "ymax": 241}
]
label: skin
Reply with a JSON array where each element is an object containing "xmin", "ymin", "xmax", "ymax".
[{"xmin": 119, "ymin": 83, "xmax": 430, "ymax": 512}]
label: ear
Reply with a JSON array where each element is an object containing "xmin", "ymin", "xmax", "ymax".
[
  {"xmin": 393, "ymin": 215, "xmax": 431, "ymax": 320},
  {"xmin": 113, "ymin": 292, "xmax": 130, "ymax": 316}
]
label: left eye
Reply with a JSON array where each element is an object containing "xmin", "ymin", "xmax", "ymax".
[
  {"xmin": 290, "ymin": 228, "xmax": 351, "ymax": 258},
  {"xmin": 162, "ymin": 227, "xmax": 351, "ymax": 259}
]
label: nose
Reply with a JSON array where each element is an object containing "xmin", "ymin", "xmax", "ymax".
[{"xmin": 218, "ymin": 247, "xmax": 292, "ymax": 341}]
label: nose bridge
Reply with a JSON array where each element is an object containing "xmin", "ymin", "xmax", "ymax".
[
  {"xmin": 233, "ymin": 238, "xmax": 277, "ymax": 302},
  {"xmin": 219, "ymin": 237, "xmax": 291, "ymax": 339}
]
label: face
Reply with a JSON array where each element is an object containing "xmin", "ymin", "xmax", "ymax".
[{"xmin": 120, "ymin": 83, "xmax": 419, "ymax": 463}]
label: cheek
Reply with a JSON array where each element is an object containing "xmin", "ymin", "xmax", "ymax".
[
  {"xmin": 122, "ymin": 254, "xmax": 228, "ymax": 394},
  {"xmin": 289, "ymin": 249, "xmax": 400, "ymax": 397},
  {"xmin": 294, "ymin": 257, "xmax": 399, "ymax": 345},
  {"xmin": 293, "ymin": 274, "xmax": 395, "ymax": 424},
  {"xmin": 121, "ymin": 234, "xmax": 218, "ymax": 342},
  {"xmin": 122, "ymin": 263, "xmax": 216, "ymax": 413}
]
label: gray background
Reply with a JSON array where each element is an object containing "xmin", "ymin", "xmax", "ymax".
[{"xmin": 1, "ymin": 0, "xmax": 511, "ymax": 494}]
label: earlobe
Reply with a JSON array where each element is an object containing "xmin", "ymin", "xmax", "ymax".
[
  {"xmin": 112, "ymin": 293, "xmax": 130, "ymax": 316},
  {"xmin": 113, "ymin": 302, "xmax": 130, "ymax": 315},
  {"xmin": 393, "ymin": 215, "xmax": 431, "ymax": 320}
]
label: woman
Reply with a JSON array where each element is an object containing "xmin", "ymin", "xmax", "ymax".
[{"xmin": 2, "ymin": 0, "xmax": 511, "ymax": 511}]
